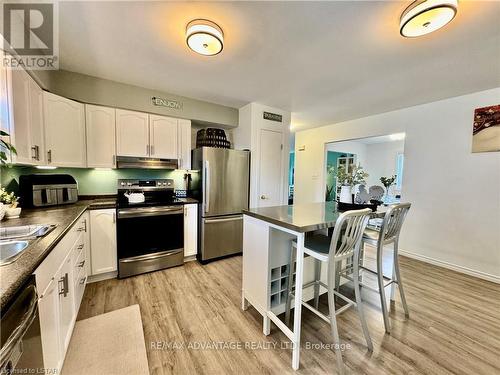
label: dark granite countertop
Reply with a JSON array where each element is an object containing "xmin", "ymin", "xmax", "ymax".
[
  {"xmin": 0, "ymin": 198, "xmax": 116, "ymax": 309},
  {"xmin": 243, "ymin": 201, "xmax": 388, "ymax": 233}
]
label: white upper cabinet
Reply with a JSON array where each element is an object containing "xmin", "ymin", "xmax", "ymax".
[
  {"xmin": 43, "ymin": 92, "xmax": 86, "ymax": 167},
  {"xmin": 29, "ymin": 78, "xmax": 46, "ymax": 164},
  {"xmin": 85, "ymin": 104, "xmax": 116, "ymax": 168},
  {"xmin": 149, "ymin": 115, "xmax": 178, "ymax": 159},
  {"xmin": 178, "ymin": 119, "xmax": 191, "ymax": 170},
  {"xmin": 9, "ymin": 68, "xmax": 45, "ymax": 165},
  {"xmin": 116, "ymin": 109, "xmax": 149, "ymax": 157},
  {"xmin": 9, "ymin": 69, "xmax": 31, "ymax": 164}
]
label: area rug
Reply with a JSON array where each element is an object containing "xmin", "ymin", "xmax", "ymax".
[{"xmin": 61, "ymin": 304, "xmax": 149, "ymax": 375}]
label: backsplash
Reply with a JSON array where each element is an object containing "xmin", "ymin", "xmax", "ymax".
[{"xmin": 0, "ymin": 166, "xmax": 199, "ymax": 196}]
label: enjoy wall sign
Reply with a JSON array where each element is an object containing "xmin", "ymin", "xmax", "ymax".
[{"xmin": 152, "ymin": 96, "xmax": 183, "ymax": 110}]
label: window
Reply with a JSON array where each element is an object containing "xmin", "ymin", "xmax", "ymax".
[{"xmin": 395, "ymin": 153, "xmax": 404, "ymax": 190}]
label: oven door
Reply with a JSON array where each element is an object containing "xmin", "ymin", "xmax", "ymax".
[{"xmin": 117, "ymin": 206, "xmax": 184, "ymax": 278}]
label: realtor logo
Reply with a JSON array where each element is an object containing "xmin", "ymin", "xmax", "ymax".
[{"xmin": 1, "ymin": 2, "xmax": 59, "ymax": 69}]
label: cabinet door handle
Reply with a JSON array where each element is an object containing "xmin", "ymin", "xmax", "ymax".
[
  {"xmin": 47, "ymin": 149, "xmax": 52, "ymax": 163},
  {"xmin": 113, "ymin": 155, "xmax": 116, "ymax": 166},
  {"xmin": 78, "ymin": 260, "xmax": 85, "ymax": 268},
  {"xmin": 77, "ymin": 243, "xmax": 84, "ymax": 250},
  {"xmin": 58, "ymin": 273, "xmax": 69, "ymax": 297},
  {"xmin": 112, "ymin": 212, "xmax": 116, "ymax": 223},
  {"xmin": 83, "ymin": 219, "xmax": 87, "ymax": 232},
  {"xmin": 151, "ymin": 145, "xmax": 154, "ymax": 155},
  {"xmin": 80, "ymin": 277, "xmax": 86, "ymax": 285},
  {"xmin": 146, "ymin": 144, "xmax": 150, "ymax": 155},
  {"xmin": 36, "ymin": 145, "xmax": 40, "ymax": 161},
  {"xmin": 31, "ymin": 146, "xmax": 37, "ymax": 160}
]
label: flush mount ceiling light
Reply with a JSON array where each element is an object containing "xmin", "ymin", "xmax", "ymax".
[
  {"xmin": 400, "ymin": 0, "xmax": 458, "ymax": 38},
  {"xmin": 186, "ymin": 19, "xmax": 224, "ymax": 56}
]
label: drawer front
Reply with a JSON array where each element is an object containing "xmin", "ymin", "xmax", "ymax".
[
  {"xmin": 73, "ymin": 248, "xmax": 86, "ymax": 285},
  {"xmin": 201, "ymin": 215, "xmax": 243, "ymax": 261},
  {"xmin": 71, "ymin": 232, "xmax": 85, "ymax": 265},
  {"xmin": 74, "ymin": 267, "xmax": 87, "ymax": 311}
]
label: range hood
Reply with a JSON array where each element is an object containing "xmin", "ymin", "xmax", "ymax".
[{"xmin": 116, "ymin": 156, "xmax": 178, "ymax": 170}]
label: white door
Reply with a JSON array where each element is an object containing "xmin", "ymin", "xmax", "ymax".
[
  {"xmin": 149, "ymin": 115, "xmax": 178, "ymax": 159},
  {"xmin": 116, "ymin": 109, "xmax": 149, "ymax": 157},
  {"xmin": 86, "ymin": 104, "xmax": 116, "ymax": 167},
  {"xmin": 38, "ymin": 278, "xmax": 62, "ymax": 373},
  {"xmin": 184, "ymin": 204, "xmax": 198, "ymax": 257},
  {"xmin": 90, "ymin": 209, "xmax": 117, "ymax": 275},
  {"xmin": 10, "ymin": 69, "xmax": 33, "ymax": 164},
  {"xmin": 44, "ymin": 92, "xmax": 86, "ymax": 167},
  {"xmin": 258, "ymin": 129, "xmax": 283, "ymax": 207},
  {"xmin": 28, "ymin": 78, "xmax": 45, "ymax": 164},
  {"xmin": 178, "ymin": 119, "xmax": 191, "ymax": 169},
  {"xmin": 57, "ymin": 253, "xmax": 75, "ymax": 356}
]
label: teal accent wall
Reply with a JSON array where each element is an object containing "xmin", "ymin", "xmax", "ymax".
[
  {"xmin": 325, "ymin": 152, "xmax": 353, "ymax": 201},
  {"xmin": 1, "ymin": 166, "xmax": 199, "ymax": 196}
]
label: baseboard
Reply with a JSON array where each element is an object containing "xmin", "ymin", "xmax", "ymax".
[
  {"xmin": 87, "ymin": 271, "xmax": 117, "ymax": 283},
  {"xmin": 399, "ymin": 249, "xmax": 500, "ymax": 284},
  {"xmin": 184, "ymin": 255, "xmax": 197, "ymax": 262}
]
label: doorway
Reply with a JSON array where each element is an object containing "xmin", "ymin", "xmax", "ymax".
[{"xmin": 324, "ymin": 133, "xmax": 406, "ymax": 203}]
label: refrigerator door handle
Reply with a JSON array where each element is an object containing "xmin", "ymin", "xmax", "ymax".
[
  {"xmin": 204, "ymin": 215, "xmax": 243, "ymax": 224},
  {"xmin": 205, "ymin": 160, "xmax": 210, "ymax": 213}
]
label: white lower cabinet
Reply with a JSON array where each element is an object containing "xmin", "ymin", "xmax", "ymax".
[
  {"xmin": 37, "ymin": 277, "xmax": 62, "ymax": 372},
  {"xmin": 184, "ymin": 204, "xmax": 198, "ymax": 257},
  {"xmin": 89, "ymin": 209, "xmax": 117, "ymax": 275},
  {"xmin": 58, "ymin": 252, "xmax": 75, "ymax": 354},
  {"xmin": 35, "ymin": 212, "xmax": 89, "ymax": 373}
]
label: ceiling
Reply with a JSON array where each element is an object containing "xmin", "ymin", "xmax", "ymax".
[{"xmin": 58, "ymin": 1, "xmax": 500, "ymax": 131}]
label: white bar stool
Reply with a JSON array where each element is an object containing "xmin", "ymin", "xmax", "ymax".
[
  {"xmin": 284, "ymin": 209, "xmax": 373, "ymax": 375},
  {"xmin": 359, "ymin": 203, "xmax": 411, "ymax": 333}
]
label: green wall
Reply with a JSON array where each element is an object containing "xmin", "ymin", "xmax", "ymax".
[{"xmin": 1, "ymin": 166, "xmax": 199, "ymax": 196}]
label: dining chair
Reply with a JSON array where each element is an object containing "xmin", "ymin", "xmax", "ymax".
[
  {"xmin": 358, "ymin": 202, "xmax": 411, "ymax": 334},
  {"xmin": 284, "ymin": 209, "xmax": 373, "ymax": 375}
]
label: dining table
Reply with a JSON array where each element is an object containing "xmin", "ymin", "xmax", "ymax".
[{"xmin": 241, "ymin": 201, "xmax": 388, "ymax": 370}]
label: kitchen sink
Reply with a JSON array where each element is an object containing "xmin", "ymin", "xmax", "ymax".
[
  {"xmin": 0, "ymin": 240, "xmax": 29, "ymax": 266},
  {"xmin": 0, "ymin": 224, "xmax": 56, "ymax": 241}
]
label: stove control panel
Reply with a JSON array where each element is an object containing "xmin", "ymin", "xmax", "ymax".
[{"xmin": 117, "ymin": 179, "xmax": 174, "ymax": 190}]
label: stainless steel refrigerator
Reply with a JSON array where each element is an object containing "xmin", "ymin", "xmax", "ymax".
[{"xmin": 192, "ymin": 147, "xmax": 250, "ymax": 262}]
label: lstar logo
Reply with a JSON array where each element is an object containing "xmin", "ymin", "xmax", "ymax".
[{"xmin": 1, "ymin": 2, "xmax": 59, "ymax": 69}]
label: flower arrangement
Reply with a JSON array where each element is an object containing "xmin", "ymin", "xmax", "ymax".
[
  {"xmin": 0, "ymin": 186, "xmax": 19, "ymax": 208},
  {"xmin": 380, "ymin": 175, "xmax": 396, "ymax": 189},
  {"xmin": 336, "ymin": 164, "xmax": 369, "ymax": 187}
]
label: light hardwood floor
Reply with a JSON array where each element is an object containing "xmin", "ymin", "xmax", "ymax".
[{"xmin": 78, "ymin": 247, "xmax": 500, "ymax": 375}]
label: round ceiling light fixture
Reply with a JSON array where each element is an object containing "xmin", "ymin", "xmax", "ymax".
[
  {"xmin": 400, "ymin": 0, "xmax": 458, "ymax": 38},
  {"xmin": 186, "ymin": 19, "xmax": 224, "ymax": 56}
]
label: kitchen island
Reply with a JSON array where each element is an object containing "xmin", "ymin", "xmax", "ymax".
[{"xmin": 241, "ymin": 201, "xmax": 386, "ymax": 370}]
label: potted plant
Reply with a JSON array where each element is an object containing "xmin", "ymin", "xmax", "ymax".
[
  {"xmin": 1, "ymin": 131, "xmax": 17, "ymax": 219},
  {"xmin": 336, "ymin": 164, "xmax": 369, "ymax": 203},
  {"xmin": 0, "ymin": 187, "xmax": 21, "ymax": 219},
  {"xmin": 380, "ymin": 175, "xmax": 396, "ymax": 201}
]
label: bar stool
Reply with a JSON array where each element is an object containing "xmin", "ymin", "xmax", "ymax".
[
  {"xmin": 359, "ymin": 203, "xmax": 411, "ymax": 334},
  {"xmin": 284, "ymin": 209, "xmax": 373, "ymax": 375}
]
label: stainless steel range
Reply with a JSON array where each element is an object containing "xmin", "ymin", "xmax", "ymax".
[{"xmin": 116, "ymin": 179, "xmax": 184, "ymax": 278}]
